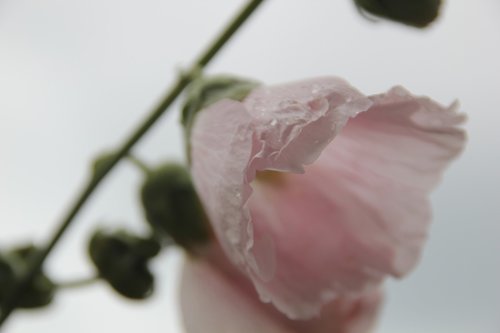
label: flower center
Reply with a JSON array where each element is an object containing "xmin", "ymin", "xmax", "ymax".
[{"xmin": 255, "ymin": 170, "xmax": 287, "ymax": 186}]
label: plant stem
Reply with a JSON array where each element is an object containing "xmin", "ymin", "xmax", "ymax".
[
  {"xmin": 126, "ymin": 154, "xmax": 153, "ymax": 175},
  {"xmin": 56, "ymin": 275, "xmax": 100, "ymax": 290},
  {"xmin": 0, "ymin": 0, "xmax": 266, "ymax": 328}
]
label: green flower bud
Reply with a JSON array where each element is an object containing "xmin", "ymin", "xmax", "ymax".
[
  {"xmin": 88, "ymin": 229, "xmax": 160, "ymax": 300},
  {"xmin": 181, "ymin": 75, "xmax": 259, "ymax": 159},
  {"xmin": 0, "ymin": 256, "xmax": 16, "ymax": 302},
  {"xmin": 354, "ymin": 0, "xmax": 442, "ymax": 27},
  {"xmin": 0, "ymin": 245, "xmax": 55, "ymax": 309},
  {"xmin": 140, "ymin": 163, "xmax": 211, "ymax": 250}
]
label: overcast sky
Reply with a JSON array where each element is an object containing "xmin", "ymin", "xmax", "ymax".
[{"xmin": 1, "ymin": 1, "xmax": 499, "ymax": 332}]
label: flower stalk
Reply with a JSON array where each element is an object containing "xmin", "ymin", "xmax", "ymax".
[{"xmin": 55, "ymin": 275, "xmax": 100, "ymax": 290}]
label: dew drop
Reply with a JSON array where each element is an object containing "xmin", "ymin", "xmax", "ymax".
[
  {"xmin": 278, "ymin": 99, "xmax": 295, "ymax": 109},
  {"xmin": 311, "ymin": 84, "xmax": 322, "ymax": 95},
  {"xmin": 225, "ymin": 228, "xmax": 240, "ymax": 244}
]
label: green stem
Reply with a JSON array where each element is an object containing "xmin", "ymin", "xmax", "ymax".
[
  {"xmin": 56, "ymin": 275, "xmax": 100, "ymax": 290},
  {"xmin": 0, "ymin": 0, "xmax": 266, "ymax": 328},
  {"xmin": 126, "ymin": 154, "xmax": 152, "ymax": 175}
]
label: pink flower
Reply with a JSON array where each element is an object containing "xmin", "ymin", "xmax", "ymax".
[
  {"xmin": 183, "ymin": 77, "xmax": 466, "ymax": 331},
  {"xmin": 181, "ymin": 255, "xmax": 383, "ymax": 333}
]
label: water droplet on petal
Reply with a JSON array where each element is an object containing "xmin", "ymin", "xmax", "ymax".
[
  {"xmin": 225, "ymin": 228, "xmax": 240, "ymax": 244},
  {"xmin": 311, "ymin": 84, "xmax": 322, "ymax": 95}
]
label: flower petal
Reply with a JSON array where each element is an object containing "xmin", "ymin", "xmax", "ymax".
[
  {"xmin": 290, "ymin": 288, "xmax": 383, "ymax": 333},
  {"xmin": 190, "ymin": 98, "xmax": 255, "ymax": 266},
  {"xmin": 190, "ymin": 77, "xmax": 466, "ymax": 319},
  {"xmin": 180, "ymin": 257, "xmax": 383, "ymax": 333},
  {"xmin": 180, "ymin": 257, "xmax": 293, "ymax": 333},
  {"xmin": 191, "ymin": 76, "xmax": 370, "ymax": 264}
]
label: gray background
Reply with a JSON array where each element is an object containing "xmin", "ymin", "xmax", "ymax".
[{"xmin": 1, "ymin": 0, "xmax": 499, "ymax": 332}]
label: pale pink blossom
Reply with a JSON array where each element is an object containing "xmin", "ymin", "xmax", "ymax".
[
  {"xmin": 186, "ymin": 77, "xmax": 466, "ymax": 324},
  {"xmin": 181, "ymin": 255, "xmax": 383, "ymax": 333}
]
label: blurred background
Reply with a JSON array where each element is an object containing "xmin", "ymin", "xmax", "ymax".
[{"xmin": 1, "ymin": 0, "xmax": 499, "ymax": 332}]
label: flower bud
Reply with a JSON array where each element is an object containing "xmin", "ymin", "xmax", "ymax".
[
  {"xmin": 354, "ymin": 0, "xmax": 441, "ymax": 27},
  {"xmin": 88, "ymin": 229, "xmax": 160, "ymax": 300},
  {"xmin": 0, "ymin": 256, "xmax": 16, "ymax": 302},
  {"xmin": 140, "ymin": 163, "xmax": 211, "ymax": 250},
  {"xmin": 0, "ymin": 245, "xmax": 55, "ymax": 309}
]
